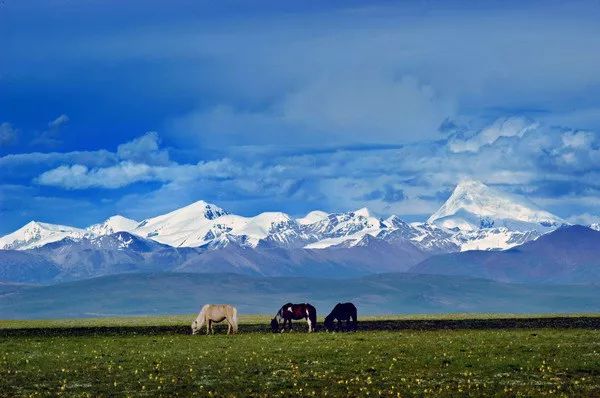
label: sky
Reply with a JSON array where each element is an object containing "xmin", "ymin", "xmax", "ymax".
[{"xmin": 1, "ymin": 0, "xmax": 600, "ymax": 234}]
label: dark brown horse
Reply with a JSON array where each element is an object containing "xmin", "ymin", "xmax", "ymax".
[
  {"xmin": 323, "ymin": 302, "xmax": 357, "ymax": 331},
  {"xmin": 271, "ymin": 302, "xmax": 317, "ymax": 332}
]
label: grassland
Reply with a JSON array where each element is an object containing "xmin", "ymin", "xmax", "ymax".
[{"xmin": 1, "ymin": 314, "xmax": 599, "ymax": 397}]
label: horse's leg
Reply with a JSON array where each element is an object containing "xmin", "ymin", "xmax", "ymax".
[
  {"xmin": 197, "ymin": 317, "xmax": 205, "ymax": 335},
  {"xmin": 226, "ymin": 318, "xmax": 232, "ymax": 335},
  {"xmin": 307, "ymin": 316, "xmax": 312, "ymax": 333}
]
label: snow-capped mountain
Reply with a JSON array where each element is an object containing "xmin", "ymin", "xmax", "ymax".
[
  {"xmin": 191, "ymin": 212, "xmax": 309, "ymax": 249},
  {"xmin": 134, "ymin": 200, "xmax": 229, "ymax": 247},
  {"xmin": 303, "ymin": 208, "xmax": 384, "ymax": 249},
  {"xmin": 86, "ymin": 215, "xmax": 138, "ymax": 236},
  {"xmin": 1, "ymin": 180, "xmax": 597, "ymax": 284},
  {"xmin": 589, "ymin": 223, "xmax": 600, "ymax": 232},
  {"xmin": 378, "ymin": 217, "xmax": 459, "ymax": 254},
  {"xmin": 0, "ymin": 180, "xmax": 574, "ymax": 254},
  {"xmin": 133, "ymin": 200, "xmax": 310, "ymax": 249},
  {"xmin": 428, "ymin": 180, "xmax": 564, "ymax": 232},
  {"xmin": 0, "ymin": 221, "xmax": 86, "ymax": 250}
]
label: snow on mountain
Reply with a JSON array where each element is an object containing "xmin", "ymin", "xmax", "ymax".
[
  {"xmin": 303, "ymin": 208, "xmax": 384, "ymax": 249},
  {"xmin": 0, "ymin": 221, "xmax": 86, "ymax": 250},
  {"xmin": 0, "ymin": 181, "xmax": 573, "ymax": 254},
  {"xmin": 378, "ymin": 217, "xmax": 459, "ymax": 254},
  {"xmin": 86, "ymin": 215, "xmax": 138, "ymax": 236},
  {"xmin": 133, "ymin": 200, "xmax": 229, "ymax": 247},
  {"xmin": 428, "ymin": 180, "xmax": 564, "ymax": 232},
  {"xmin": 190, "ymin": 212, "xmax": 308, "ymax": 248},
  {"xmin": 454, "ymin": 228, "xmax": 543, "ymax": 251},
  {"xmin": 589, "ymin": 223, "xmax": 600, "ymax": 232},
  {"xmin": 133, "ymin": 201, "xmax": 309, "ymax": 249},
  {"xmin": 296, "ymin": 210, "xmax": 329, "ymax": 225}
]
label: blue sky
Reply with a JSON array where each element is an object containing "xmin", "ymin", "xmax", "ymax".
[{"xmin": 1, "ymin": 0, "xmax": 600, "ymax": 233}]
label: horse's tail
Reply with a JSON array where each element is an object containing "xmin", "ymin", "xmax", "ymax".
[{"xmin": 231, "ymin": 306, "xmax": 238, "ymax": 333}]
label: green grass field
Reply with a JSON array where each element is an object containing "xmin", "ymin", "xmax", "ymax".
[{"xmin": 1, "ymin": 314, "xmax": 599, "ymax": 397}]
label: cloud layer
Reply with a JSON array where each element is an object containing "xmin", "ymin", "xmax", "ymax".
[{"xmin": 4, "ymin": 117, "xmax": 593, "ymax": 229}]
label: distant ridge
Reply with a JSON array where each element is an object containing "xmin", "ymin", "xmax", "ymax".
[{"xmin": 1, "ymin": 272, "xmax": 598, "ymax": 319}]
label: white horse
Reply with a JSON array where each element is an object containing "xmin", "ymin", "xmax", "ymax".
[{"xmin": 192, "ymin": 304, "xmax": 238, "ymax": 335}]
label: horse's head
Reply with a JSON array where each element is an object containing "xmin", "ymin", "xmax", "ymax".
[
  {"xmin": 323, "ymin": 315, "xmax": 335, "ymax": 331},
  {"xmin": 270, "ymin": 317, "xmax": 280, "ymax": 333},
  {"xmin": 191, "ymin": 320, "xmax": 199, "ymax": 335}
]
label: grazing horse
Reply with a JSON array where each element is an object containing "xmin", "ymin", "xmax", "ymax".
[
  {"xmin": 271, "ymin": 303, "xmax": 317, "ymax": 333},
  {"xmin": 324, "ymin": 302, "xmax": 357, "ymax": 332},
  {"xmin": 192, "ymin": 304, "xmax": 238, "ymax": 335}
]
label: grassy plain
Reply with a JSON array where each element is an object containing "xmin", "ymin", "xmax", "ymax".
[{"xmin": 0, "ymin": 314, "xmax": 599, "ymax": 397}]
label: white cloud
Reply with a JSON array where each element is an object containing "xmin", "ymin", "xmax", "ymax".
[
  {"xmin": 36, "ymin": 162, "xmax": 155, "ymax": 189},
  {"xmin": 34, "ymin": 157, "xmax": 243, "ymax": 190},
  {"xmin": 0, "ymin": 150, "xmax": 118, "ymax": 181},
  {"xmin": 48, "ymin": 114, "xmax": 70, "ymax": 129},
  {"xmin": 449, "ymin": 117, "xmax": 538, "ymax": 153},
  {"xmin": 117, "ymin": 131, "xmax": 169, "ymax": 165}
]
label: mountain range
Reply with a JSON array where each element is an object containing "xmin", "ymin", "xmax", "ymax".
[
  {"xmin": 0, "ymin": 180, "xmax": 569, "ymax": 253},
  {"xmin": 1, "ymin": 180, "xmax": 599, "ymax": 286}
]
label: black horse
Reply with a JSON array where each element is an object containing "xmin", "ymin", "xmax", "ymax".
[
  {"xmin": 324, "ymin": 302, "xmax": 357, "ymax": 331},
  {"xmin": 271, "ymin": 302, "xmax": 317, "ymax": 333}
]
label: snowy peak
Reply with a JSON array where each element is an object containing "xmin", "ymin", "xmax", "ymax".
[
  {"xmin": 158, "ymin": 200, "xmax": 228, "ymax": 222},
  {"xmin": 303, "ymin": 208, "xmax": 383, "ymax": 248},
  {"xmin": 134, "ymin": 200, "xmax": 228, "ymax": 245},
  {"xmin": 297, "ymin": 210, "xmax": 329, "ymax": 225},
  {"xmin": 353, "ymin": 207, "xmax": 371, "ymax": 218},
  {"xmin": 218, "ymin": 212, "xmax": 295, "ymax": 243},
  {"xmin": 0, "ymin": 221, "xmax": 86, "ymax": 250},
  {"xmin": 86, "ymin": 215, "xmax": 138, "ymax": 236},
  {"xmin": 428, "ymin": 180, "xmax": 564, "ymax": 231}
]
